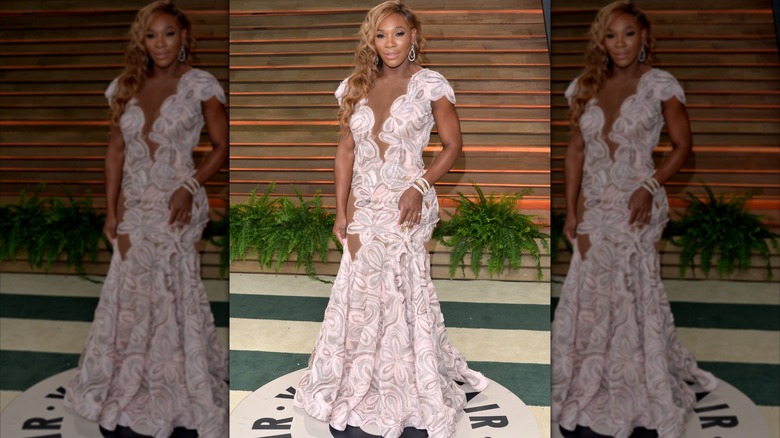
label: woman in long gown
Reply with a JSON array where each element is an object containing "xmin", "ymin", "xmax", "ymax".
[
  {"xmin": 64, "ymin": 2, "xmax": 229, "ymax": 437},
  {"xmin": 293, "ymin": 1, "xmax": 487, "ymax": 437},
  {"xmin": 551, "ymin": 2, "xmax": 717, "ymax": 438}
]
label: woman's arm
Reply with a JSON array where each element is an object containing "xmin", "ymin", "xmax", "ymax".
[
  {"xmin": 563, "ymin": 126, "xmax": 585, "ymax": 242},
  {"xmin": 627, "ymin": 96, "xmax": 692, "ymax": 225},
  {"xmin": 168, "ymin": 96, "xmax": 229, "ymax": 225},
  {"xmin": 655, "ymin": 97, "xmax": 692, "ymax": 184},
  {"xmin": 333, "ymin": 131, "xmax": 356, "ymax": 242},
  {"xmin": 398, "ymin": 96, "xmax": 462, "ymax": 226},
  {"xmin": 103, "ymin": 129, "xmax": 125, "ymax": 243}
]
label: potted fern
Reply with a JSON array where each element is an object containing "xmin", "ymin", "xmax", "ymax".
[
  {"xmin": 229, "ymin": 184, "xmax": 338, "ymax": 281},
  {"xmin": 0, "ymin": 188, "xmax": 105, "ymax": 280},
  {"xmin": 434, "ymin": 184, "xmax": 549, "ymax": 280},
  {"xmin": 666, "ymin": 186, "xmax": 778, "ymax": 279}
]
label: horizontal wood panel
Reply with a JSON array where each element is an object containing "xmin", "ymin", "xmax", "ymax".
[
  {"xmin": 230, "ymin": 237, "xmax": 550, "ymax": 282},
  {"xmin": 550, "ymin": 0, "xmax": 780, "ymax": 280},
  {"xmin": 0, "ymin": 1, "xmax": 230, "ymax": 278},
  {"xmin": 228, "ymin": 0, "xmax": 550, "ymax": 252},
  {"xmin": 0, "ymin": 242, "xmax": 226, "ymax": 280},
  {"xmin": 553, "ymin": 241, "xmax": 780, "ymax": 282}
]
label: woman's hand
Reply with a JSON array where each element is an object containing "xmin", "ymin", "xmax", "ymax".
[
  {"xmin": 398, "ymin": 187, "xmax": 423, "ymax": 229},
  {"xmin": 333, "ymin": 214, "xmax": 347, "ymax": 244},
  {"xmin": 628, "ymin": 188, "xmax": 653, "ymax": 226},
  {"xmin": 103, "ymin": 213, "xmax": 118, "ymax": 245},
  {"xmin": 563, "ymin": 213, "xmax": 578, "ymax": 243},
  {"xmin": 168, "ymin": 187, "xmax": 193, "ymax": 227}
]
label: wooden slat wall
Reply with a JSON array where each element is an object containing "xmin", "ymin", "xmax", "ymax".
[
  {"xmin": 228, "ymin": 0, "xmax": 550, "ymax": 281},
  {"xmin": 0, "ymin": 0, "xmax": 229, "ymax": 278},
  {"xmin": 550, "ymin": 0, "xmax": 780, "ymax": 280},
  {"xmin": 228, "ymin": 0, "xmax": 550, "ymax": 220}
]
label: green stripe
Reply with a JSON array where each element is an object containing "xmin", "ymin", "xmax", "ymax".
[
  {"xmin": 551, "ymin": 298, "xmax": 780, "ymax": 331},
  {"xmin": 230, "ymin": 350, "xmax": 550, "ymax": 407},
  {"xmin": 230, "ymin": 294, "xmax": 550, "ymax": 331},
  {"xmin": 698, "ymin": 362, "xmax": 780, "ymax": 406},
  {"xmin": 0, "ymin": 351, "xmax": 80, "ymax": 391},
  {"xmin": 0, "ymin": 294, "xmax": 228, "ymax": 327},
  {"xmin": 469, "ymin": 361, "xmax": 550, "ymax": 407}
]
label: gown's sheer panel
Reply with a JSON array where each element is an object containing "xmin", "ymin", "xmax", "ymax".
[
  {"xmin": 346, "ymin": 191, "xmax": 360, "ymax": 261},
  {"xmin": 365, "ymin": 78, "xmax": 411, "ymax": 161},
  {"xmin": 134, "ymin": 78, "xmax": 181, "ymax": 162},
  {"xmin": 576, "ymin": 191, "xmax": 591, "ymax": 260},
  {"xmin": 594, "ymin": 75, "xmax": 643, "ymax": 160},
  {"xmin": 116, "ymin": 190, "xmax": 131, "ymax": 260}
]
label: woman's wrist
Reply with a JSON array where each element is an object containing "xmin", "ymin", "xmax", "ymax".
[
  {"xmin": 640, "ymin": 177, "xmax": 661, "ymax": 195},
  {"xmin": 180, "ymin": 177, "xmax": 200, "ymax": 195},
  {"xmin": 411, "ymin": 177, "xmax": 431, "ymax": 196}
]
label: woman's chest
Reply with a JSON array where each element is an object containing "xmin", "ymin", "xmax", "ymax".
[
  {"xmin": 121, "ymin": 91, "xmax": 201, "ymax": 139},
  {"xmin": 581, "ymin": 92, "xmax": 662, "ymax": 145}
]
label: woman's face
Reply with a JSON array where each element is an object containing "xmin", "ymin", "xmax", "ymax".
[
  {"xmin": 144, "ymin": 13, "xmax": 186, "ymax": 69},
  {"xmin": 373, "ymin": 13, "xmax": 417, "ymax": 69},
  {"xmin": 603, "ymin": 13, "xmax": 646, "ymax": 68}
]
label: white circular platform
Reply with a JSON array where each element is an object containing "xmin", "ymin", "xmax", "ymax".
[
  {"xmin": 231, "ymin": 368, "xmax": 541, "ymax": 438},
  {"xmin": 0, "ymin": 369, "xmax": 103, "ymax": 438},
  {"xmin": 551, "ymin": 378, "xmax": 770, "ymax": 438}
]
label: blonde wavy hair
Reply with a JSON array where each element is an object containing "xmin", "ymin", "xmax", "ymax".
[
  {"xmin": 338, "ymin": 0, "xmax": 426, "ymax": 133},
  {"xmin": 109, "ymin": 1, "xmax": 193, "ymax": 131},
  {"xmin": 569, "ymin": 0, "xmax": 654, "ymax": 127}
]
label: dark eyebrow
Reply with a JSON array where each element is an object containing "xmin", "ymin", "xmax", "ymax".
[{"xmin": 377, "ymin": 26, "xmax": 408, "ymax": 33}]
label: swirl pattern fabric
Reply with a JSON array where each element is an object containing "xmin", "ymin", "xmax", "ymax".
[
  {"xmin": 551, "ymin": 69, "xmax": 717, "ymax": 438},
  {"xmin": 64, "ymin": 69, "xmax": 229, "ymax": 438},
  {"xmin": 294, "ymin": 69, "xmax": 487, "ymax": 438}
]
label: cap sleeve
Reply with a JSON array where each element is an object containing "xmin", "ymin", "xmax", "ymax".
[
  {"xmin": 189, "ymin": 69, "xmax": 225, "ymax": 103},
  {"xmin": 105, "ymin": 77, "xmax": 119, "ymax": 104},
  {"xmin": 419, "ymin": 69, "xmax": 455, "ymax": 104},
  {"xmin": 653, "ymin": 70, "xmax": 686, "ymax": 104},
  {"xmin": 335, "ymin": 78, "xmax": 348, "ymax": 105},
  {"xmin": 564, "ymin": 77, "xmax": 579, "ymax": 107}
]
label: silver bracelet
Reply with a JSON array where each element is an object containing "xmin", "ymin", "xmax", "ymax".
[
  {"xmin": 641, "ymin": 177, "xmax": 661, "ymax": 195},
  {"xmin": 182, "ymin": 177, "xmax": 200, "ymax": 195},
  {"xmin": 415, "ymin": 177, "xmax": 430, "ymax": 192}
]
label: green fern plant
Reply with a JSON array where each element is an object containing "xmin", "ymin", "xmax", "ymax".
[
  {"xmin": 229, "ymin": 184, "xmax": 338, "ymax": 281},
  {"xmin": 434, "ymin": 184, "xmax": 549, "ymax": 280},
  {"xmin": 0, "ymin": 188, "xmax": 105, "ymax": 280},
  {"xmin": 668, "ymin": 185, "xmax": 778, "ymax": 279},
  {"xmin": 229, "ymin": 183, "xmax": 278, "ymax": 265},
  {"xmin": 272, "ymin": 188, "xmax": 337, "ymax": 280}
]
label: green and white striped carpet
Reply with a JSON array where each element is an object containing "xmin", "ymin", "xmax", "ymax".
[
  {"xmin": 0, "ymin": 273, "xmax": 229, "ymax": 413},
  {"xmin": 228, "ymin": 273, "xmax": 552, "ymax": 437},
  {"xmin": 3, "ymin": 272, "xmax": 775, "ymax": 438},
  {"xmin": 552, "ymin": 278, "xmax": 780, "ymax": 438}
]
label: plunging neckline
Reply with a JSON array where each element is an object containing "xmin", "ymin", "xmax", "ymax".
[
  {"xmin": 362, "ymin": 68, "xmax": 426, "ymax": 135},
  {"xmin": 133, "ymin": 68, "xmax": 195, "ymax": 163},
  {"xmin": 591, "ymin": 68, "xmax": 654, "ymax": 161}
]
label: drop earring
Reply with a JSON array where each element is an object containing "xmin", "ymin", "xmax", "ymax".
[
  {"xmin": 638, "ymin": 44, "xmax": 646, "ymax": 62},
  {"xmin": 178, "ymin": 45, "xmax": 187, "ymax": 62},
  {"xmin": 408, "ymin": 45, "xmax": 416, "ymax": 62}
]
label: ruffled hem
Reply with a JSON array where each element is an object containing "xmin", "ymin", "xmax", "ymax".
[
  {"xmin": 295, "ymin": 241, "xmax": 486, "ymax": 438},
  {"xmin": 551, "ymin": 238, "xmax": 716, "ymax": 438},
  {"xmin": 65, "ymin": 244, "xmax": 229, "ymax": 438}
]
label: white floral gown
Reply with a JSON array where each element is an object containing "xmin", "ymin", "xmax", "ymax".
[
  {"xmin": 551, "ymin": 68, "xmax": 717, "ymax": 438},
  {"xmin": 65, "ymin": 69, "xmax": 229, "ymax": 438},
  {"xmin": 294, "ymin": 68, "xmax": 487, "ymax": 438}
]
